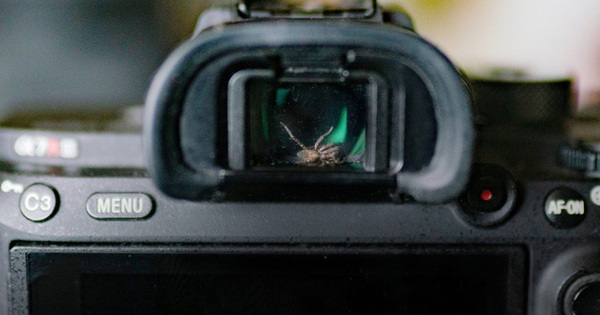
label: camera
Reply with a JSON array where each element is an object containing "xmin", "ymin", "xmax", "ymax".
[{"xmin": 0, "ymin": 1, "xmax": 598, "ymax": 314}]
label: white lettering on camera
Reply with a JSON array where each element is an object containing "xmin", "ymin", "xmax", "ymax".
[
  {"xmin": 97, "ymin": 198, "xmax": 144, "ymax": 214},
  {"xmin": 14, "ymin": 135, "xmax": 78, "ymax": 159},
  {"xmin": 546, "ymin": 199, "xmax": 585, "ymax": 215},
  {"xmin": 23, "ymin": 193, "xmax": 53, "ymax": 212}
]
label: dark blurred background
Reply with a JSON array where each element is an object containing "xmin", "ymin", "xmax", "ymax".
[
  {"xmin": 0, "ymin": 0, "xmax": 207, "ymax": 122},
  {"xmin": 1, "ymin": 0, "xmax": 599, "ymax": 124}
]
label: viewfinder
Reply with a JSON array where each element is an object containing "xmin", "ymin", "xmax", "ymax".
[{"xmin": 228, "ymin": 70, "xmax": 388, "ymax": 172}]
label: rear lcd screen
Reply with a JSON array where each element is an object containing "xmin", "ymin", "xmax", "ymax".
[{"xmin": 20, "ymin": 247, "xmax": 525, "ymax": 315}]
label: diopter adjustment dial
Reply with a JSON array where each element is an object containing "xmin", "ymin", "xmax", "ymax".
[{"xmin": 559, "ymin": 141, "xmax": 600, "ymax": 175}]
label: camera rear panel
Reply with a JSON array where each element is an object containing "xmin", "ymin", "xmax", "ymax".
[
  {"xmin": 0, "ymin": 137, "xmax": 599, "ymax": 314},
  {"xmin": 0, "ymin": 3, "xmax": 597, "ymax": 314},
  {"xmin": 0, "ymin": 45, "xmax": 598, "ymax": 315}
]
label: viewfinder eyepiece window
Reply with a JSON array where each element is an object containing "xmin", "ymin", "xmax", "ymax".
[{"xmin": 227, "ymin": 70, "xmax": 388, "ymax": 173}]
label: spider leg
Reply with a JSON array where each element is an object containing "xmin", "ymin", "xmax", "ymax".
[
  {"xmin": 319, "ymin": 144, "xmax": 340, "ymax": 156},
  {"xmin": 280, "ymin": 122, "xmax": 309, "ymax": 150},
  {"xmin": 321, "ymin": 151, "xmax": 340, "ymax": 159},
  {"xmin": 318, "ymin": 142, "xmax": 336, "ymax": 151},
  {"xmin": 314, "ymin": 126, "xmax": 334, "ymax": 149}
]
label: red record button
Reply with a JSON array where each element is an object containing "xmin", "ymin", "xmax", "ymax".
[
  {"xmin": 480, "ymin": 189, "xmax": 493, "ymax": 202},
  {"xmin": 458, "ymin": 164, "xmax": 517, "ymax": 227},
  {"xmin": 466, "ymin": 176, "xmax": 507, "ymax": 213}
]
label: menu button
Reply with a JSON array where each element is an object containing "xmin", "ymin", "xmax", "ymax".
[{"xmin": 86, "ymin": 193, "xmax": 153, "ymax": 219}]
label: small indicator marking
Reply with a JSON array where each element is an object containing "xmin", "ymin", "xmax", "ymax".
[
  {"xmin": 480, "ymin": 189, "xmax": 493, "ymax": 201},
  {"xmin": 590, "ymin": 185, "xmax": 600, "ymax": 206},
  {"xmin": 1, "ymin": 180, "xmax": 24, "ymax": 194},
  {"xmin": 14, "ymin": 135, "xmax": 79, "ymax": 159}
]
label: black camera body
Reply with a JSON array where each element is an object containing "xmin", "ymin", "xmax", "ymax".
[{"xmin": 0, "ymin": 2, "xmax": 597, "ymax": 314}]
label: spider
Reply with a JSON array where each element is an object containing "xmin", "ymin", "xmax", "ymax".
[{"xmin": 280, "ymin": 122, "xmax": 343, "ymax": 166}]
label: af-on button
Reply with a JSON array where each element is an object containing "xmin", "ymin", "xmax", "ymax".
[
  {"xmin": 544, "ymin": 188, "xmax": 586, "ymax": 228},
  {"xmin": 86, "ymin": 193, "xmax": 154, "ymax": 220}
]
